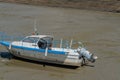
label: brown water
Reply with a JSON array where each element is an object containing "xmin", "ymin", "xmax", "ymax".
[{"xmin": 0, "ymin": 2, "xmax": 120, "ymax": 80}]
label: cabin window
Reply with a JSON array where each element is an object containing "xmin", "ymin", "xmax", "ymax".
[
  {"xmin": 22, "ymin": 37, "xmax": 39, "ymax": 43},
  {"xmin": 38, "ymin": 37, "xmax": 53, "ymax": 49},
  {"xmin": 38, "ymin": 39, "xmax": 47, "ymax": 49}
]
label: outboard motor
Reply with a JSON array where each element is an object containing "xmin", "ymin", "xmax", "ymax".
[
  {"xmin": 77, "ymin": 42, "xmax": 98, "ymax": 63},
  {"xmin": 77, "ymin": 47, "xmax": 97, "ymax": 63}
]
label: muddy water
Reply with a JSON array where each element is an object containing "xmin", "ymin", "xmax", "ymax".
[{"xmin": 0, "ymin": 2, "xmax": 120, "ymax": 80}]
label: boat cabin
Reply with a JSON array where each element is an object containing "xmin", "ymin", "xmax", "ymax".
[{"xmin": 21, "ymin": 35, "xmax": 53, "ymax": 49}]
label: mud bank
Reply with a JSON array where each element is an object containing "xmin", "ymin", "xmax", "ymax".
[
  {"xmin": 0, "ymin": 2, "xmax": 120, "ymax": 80},
  {"xmin": 0, "ymin": 0, "xmax": 120, "ymax": 13}
]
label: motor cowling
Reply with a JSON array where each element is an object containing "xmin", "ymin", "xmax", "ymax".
[{"xmin": 77, "ymin": 47, "xmax": 97, "ymax": 63}]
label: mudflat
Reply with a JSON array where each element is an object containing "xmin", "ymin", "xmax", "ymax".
[{"xmin": 0, "ymin": 2, "xmax": 120, "ymax": 80}]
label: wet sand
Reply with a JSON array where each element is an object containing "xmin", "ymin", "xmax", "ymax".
[
  {"xmin": 0, "ymin": 2, "xmax": 120, "ymax": 80},
  {"xmin": 1, "ymin": 0, "xmax": 120, "ymax": 13}
]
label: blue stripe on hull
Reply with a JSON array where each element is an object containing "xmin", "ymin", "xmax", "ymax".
[
  {"xmin": 0, "ymin": 41, "xmax": 10, "ymax": 47},
  {"xmin": 0, "ymin": 41, "xmax": 66, "ymax": 55}
]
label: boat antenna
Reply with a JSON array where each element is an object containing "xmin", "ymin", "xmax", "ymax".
[
  {"xmin": 69, "ymin": 39, "xmax": 73, "ymax": 49},
  {"xmin": 33, "ymin": 19, "xmax": 38, "ymax": 35}
]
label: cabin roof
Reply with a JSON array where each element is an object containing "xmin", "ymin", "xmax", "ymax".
[{"xmin": 28, "ymin": 35, "xmax": 54, "ymax": 38}]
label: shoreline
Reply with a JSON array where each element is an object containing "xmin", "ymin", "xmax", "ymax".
[{"xmin": 0, "ymin": 0, "xmax": 120, "ymax": 13}]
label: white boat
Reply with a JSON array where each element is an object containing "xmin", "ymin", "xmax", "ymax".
[{"xmin": 0, "ymin": 34, "xmax": 97, "ymax": 67}]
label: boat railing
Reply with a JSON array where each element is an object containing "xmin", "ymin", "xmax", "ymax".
[
  {"xmin": 0, "ymin": 32, "xmax": 83, "ymax": 49},
  {"xmin": 52, "ymin": 39, "xmax": 83, "ymax": 49}
]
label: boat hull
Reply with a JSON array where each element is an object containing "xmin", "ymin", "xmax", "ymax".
[
  {"xmin": 0, "ymin": 41, "xmax": 82, "ymax": 67},
  {"xmin": 9, "ymin": 47, "xmax": 82, "ymax": 67},
  {"xmin": 10, "ymin": 48, "xmax": 82, "ymax": 67}
]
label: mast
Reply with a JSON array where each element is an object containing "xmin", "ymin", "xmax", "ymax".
[{"xmin": 33, "ymin": 19, "xmax": 38, "ymax": 35}]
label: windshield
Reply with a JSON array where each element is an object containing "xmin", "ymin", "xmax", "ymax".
[{"xmin": 22, "ymin": 37, "xmax": 39, "ymax": 43}]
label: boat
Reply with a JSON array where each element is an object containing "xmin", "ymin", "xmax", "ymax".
[{"xmin": 0, "ymin": 34, "xmax": 97, "ymax": 67}]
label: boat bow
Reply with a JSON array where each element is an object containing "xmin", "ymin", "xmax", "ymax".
[{"xmin": 0, "ymin": 41, "xmax": 11, "ymax": 47}]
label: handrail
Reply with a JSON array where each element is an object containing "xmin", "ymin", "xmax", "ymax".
[{"xmin": 0, "ymin": 32, "xmax": 84, "ymax": 49}]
